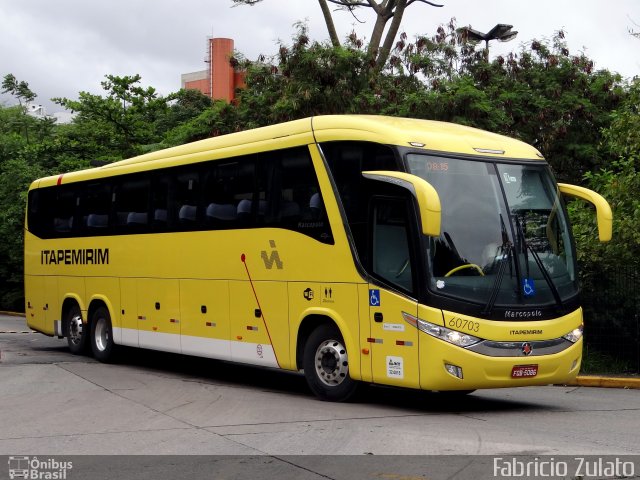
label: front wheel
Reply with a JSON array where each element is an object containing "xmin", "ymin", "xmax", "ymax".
[
  {"xmin": 303, "ymin": 324, "xmax": 358, "ymax": 402},
  {"xmin": 90, "ymin": 306, "xmax": 117, "ymax": 362},
  {"xmin": 65, "ymin": 305, "xmax": 89, "ymax": 354}
]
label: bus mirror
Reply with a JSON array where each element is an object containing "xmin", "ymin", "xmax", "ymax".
[
  {"xmin": 558, "ymin": 183, "xmax": 612, "ymax": 242},
  {"xmin": 362, "ymin": 171, "xmax": 441, "ymax": 236}
]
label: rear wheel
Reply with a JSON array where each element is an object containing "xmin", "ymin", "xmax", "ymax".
[
  {"xmin": 90, "ymin": 306, "xmax": 116, "ymax": 362},
  {"xmin": 303, "ymin": 324, "xmax": 358, "ymax": 401},
  {"xmin": 65, "ymin": 305, "xmax": 88, "ymax": 354}
]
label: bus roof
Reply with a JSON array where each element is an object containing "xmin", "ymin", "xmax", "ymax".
[
  {"xmin": 32, "ymin": 115, "xmax": 544, "ymax": 188},
  {"xmin": 311, "ymin": 115, "xmax": 543, "ymax": 160}
]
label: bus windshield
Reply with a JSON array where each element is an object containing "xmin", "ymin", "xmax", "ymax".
[{"xmin": 406, "ymin": 154, "xmax": 578, "ymax": 309}]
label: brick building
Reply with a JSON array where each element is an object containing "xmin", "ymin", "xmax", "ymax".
[{"xmin": 181, "ymin": 37, "xmax": 245, "ymax": 103}]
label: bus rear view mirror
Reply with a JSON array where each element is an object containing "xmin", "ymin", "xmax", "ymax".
[
  {"xmin": 558, "ymin": 183, "xmax": 613, "ymax": 242},
  {"xmin": 363, "ymin": 171, "xmax": 441, "ymax": 237}
]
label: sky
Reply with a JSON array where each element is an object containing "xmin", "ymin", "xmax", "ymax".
[{"xmin": 1, "ymin": 0, "xmax": 638, "ymax": 114}]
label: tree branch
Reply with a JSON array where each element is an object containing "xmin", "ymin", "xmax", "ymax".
[
  {"xmin": 407, "ymin": 0, "xmax": 444, "ymax": 7},
  {"xmin": 375, "ymin": 0, "xmax": 407, "ymax": 71},
  {"xmin": 318, "ymin": 0, "xmax": 341, "ymax": 46},
  {"xmin": 325, "ymin": 0, "xmax": 370, "ymax": 7},
  {"xmin": 366, "ymin": 0, "xmax": 384, "ymax": 14}
]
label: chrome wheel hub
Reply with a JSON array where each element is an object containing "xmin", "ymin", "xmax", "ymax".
[
  {"xmin": 68, "ymin": 315, "xmax": 84, "ymax": 345},
  {"xmin": 94, "ymin": 317, "xmax": 109, "ymax": 352},
  {"xmin": 315, "ymin": 339, "xmax": 349, "ymax": 386}
]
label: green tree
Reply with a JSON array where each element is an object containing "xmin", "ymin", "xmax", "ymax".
[
  {"xmin": 2, "ymin": 73, "xmax": 39, "ymax": 144},
  {"xmin": 233, "ymin": 24, "xmax": 371, "ymax": 125},
  {"xmin": 0, "ymin": 99, "xmax": 48, "ymax": 310},
  {"xmin": 569, "ymin": 79, "xmax": 640, "ymax": 272},
  {"xmin": 381, "ymin": 24, "xmax": 625, "ymax": 182},
  {"xmin": 155, "ymin": 88, "xmax": 214, "ymax": 136},
  {"xmin": 1, "ymin": 73, "xmax": 36, "ymax": 106},
  {"xmin": 53, "ymin": 74, "xmax": 169, "ymax": 160},
  {"xmin": 232, "ymin": 0, "xmax": 443, "ymax": 72}
]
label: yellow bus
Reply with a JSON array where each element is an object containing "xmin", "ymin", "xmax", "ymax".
[{"xmin": 24, "ymin": 115, "xmax": 612, "ymax": 401}]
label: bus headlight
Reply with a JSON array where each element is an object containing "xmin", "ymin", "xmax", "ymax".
[
  {"xmin": 417, "ymin": 319, "xmax": 482, "ymax": 347},
  {"xmin": 562, "ymin": 325, "xmax": 584, "ymax": 343}
]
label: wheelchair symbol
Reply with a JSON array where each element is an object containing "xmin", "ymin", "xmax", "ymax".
[
  {"xmin": 369, "ymin": 289, "xmax": 381, "ymax": 307},
  {"xmin": 522, "ymin": 278, "xmax": 535, "ymax": 297}
]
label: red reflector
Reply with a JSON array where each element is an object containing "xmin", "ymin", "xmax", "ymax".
[
  {"xmin": 396, "ymin": 340, "xmax": 405, "ymax": 346},
  {"xmin": 511, "ymin": 365, "xmax": 538, "ymax": 378},
  {"xmin": 206, "ymin": 322, "xmax": 213, "ymax": 327}
]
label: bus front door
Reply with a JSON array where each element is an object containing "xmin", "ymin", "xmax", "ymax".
[
  {"xmin": 367, "ymin": 196, "xmax": 420, "ymax": 388},
  {"xmin": 368, "ymin": 287, "xmax": 419, "ymax": 388}
]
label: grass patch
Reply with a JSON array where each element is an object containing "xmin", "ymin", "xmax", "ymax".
[{"xmin": 580, "ymin": 348, "xmax": 636, "ymax": 375}]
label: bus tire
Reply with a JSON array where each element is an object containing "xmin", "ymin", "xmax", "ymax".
[
  {"xmin": 303, "ymin": 324, "xmax": 358, "ymax": 402},
  {"xmin": 65, "ymin": 304, "xmax": 89, "ymax": 354},
  {"xmin": 90, "ymin": 306, "xmax": 116, "ymax": 363}
]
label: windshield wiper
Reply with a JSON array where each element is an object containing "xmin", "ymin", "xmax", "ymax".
[
  {"xmin": 514, "ymin": 214, "xmax": 564, "ymax": 312},
  {"xmin": 482, "ymin": 214, "xmax": 515, "ymax": 316}
]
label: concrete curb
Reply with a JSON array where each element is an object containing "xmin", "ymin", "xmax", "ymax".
[
  {"xmin": 0, "ymin": 311, "xmax": 25, "ymax": 317},
  {"xmin": 566, "ymin": 375, "xmax": 640, "ymax": 390}
]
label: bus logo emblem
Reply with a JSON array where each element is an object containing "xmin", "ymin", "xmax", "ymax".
[
  {"xmin": 261, "ymin": 240, "xmax": 283, "ymax": 270},
  {"xmin": 521, "ymin": 342, "xmax": 533, "ymax": 356}
]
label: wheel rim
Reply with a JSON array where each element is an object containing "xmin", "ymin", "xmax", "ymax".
[
  {"xmin": 314, "ymin": 338, "xmax": 349, "ymax": 387},
  {"xmin": 94, "ymin": 316, "xmax": 109, "ymax": 352},
  {"xmin": 68, "ymin": 314, "xmax": 84, "ymax": 345}
]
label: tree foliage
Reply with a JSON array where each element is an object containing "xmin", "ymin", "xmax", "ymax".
[
  {"xmin": 232, "ymin": 0, "xmax": 443, "ymax": 72},
  {"xmin": 53, "ymin": 74, "xmax": 171, "ymax": 160},
  {"xmin": 569, "ymin": 79, "xmax": 640, "ymax": 274},
  {"xmin": 0, "ymin": 75, "xmax": 213, "ymax": 310}
]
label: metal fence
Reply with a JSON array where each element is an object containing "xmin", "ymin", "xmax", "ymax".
[{"xmin": 580, "ymin": 267, "xmax": 640, "ymax": 374}]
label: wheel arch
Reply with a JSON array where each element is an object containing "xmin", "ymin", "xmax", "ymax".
[
  {"xmin": 87, "ymin": 296, "xmax": 115, "ymax": 331},
  {"xmin": 60, "ymin": 295, "xmax": 84, "ymax": 336},
  {"xmin": 294, "ymin": 309, "xmax": 360, "ymax": 378}
]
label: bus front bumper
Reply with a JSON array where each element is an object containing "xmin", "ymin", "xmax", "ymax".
[{"xmin": 419, "ymin": 337, "xmax": 583, "ymax": 391}]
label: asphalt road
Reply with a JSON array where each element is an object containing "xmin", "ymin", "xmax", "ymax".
[{"xmin": 1, "ymin": 314, "xmax": 639, "ymax": 459}]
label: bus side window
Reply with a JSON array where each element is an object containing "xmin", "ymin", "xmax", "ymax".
[
  {"xmin": 202, "ymin": 163, "xmax": 235, "ymax": 228},
  {"xmin": 321, "ymin": 141, "xmax": 399, "ymax": 258},
  {"xmin": 53, "ymin": 187, "xmax": 78, "ymax": 236},
  {"xmin": 173, "ymin": 171, "xmax": 200, "ymax": 228},
  {"xmin": 113, "ymin": 176, "xmax": 150, "ymax": 233},
  {"xmin": 370, "ymin": 196, "xmax": 415, "ymax": 293},
  {"xmin": 81, "ymin": 182, "xmax": 111, "ymax": 234},
  {"xmin": 258, "ymin": 147, "xmax": 333, "ymax": 244},
  {"xmin": 213, "ymin": 159, "xmax": 256, "ymax": 228},
  {"xmin": 151, "ymin": 175, "xmax": 170, "ymax": 230}
]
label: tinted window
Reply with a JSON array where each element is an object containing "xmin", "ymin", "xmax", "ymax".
[
  {"xmin": 113, "ymin": 177, "xmax": 150, "ymax": 232},
  {"xmin": 259, "ymin": 148, "xmax": 333, "ymax": 243},
  {"xmin": 321, "ymin": 141, "xmax": 398, "ymax": 259},
  {"xmin": 151, "ymin": 175, "xmax": 170, "ymax": 229},
  {"xmin": 82, "ymin": 182, "xmax": 111, "ymax": 232},
  {"xmin": 26, "ymin": 146, "xmax": 332, "ymax": 243},
  {"xmin": 371, "ymin": 196, "xmax": 414, "ymax": 293}
]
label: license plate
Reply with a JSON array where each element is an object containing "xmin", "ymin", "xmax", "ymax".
[{"xmin": 511, "ymin": 364, "xmax": 538, "ymax": 378}]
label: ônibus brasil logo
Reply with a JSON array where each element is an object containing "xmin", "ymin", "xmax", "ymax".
[{"xmin": 8, "ymin": 456, "xmax": 73, "ymax": 479}]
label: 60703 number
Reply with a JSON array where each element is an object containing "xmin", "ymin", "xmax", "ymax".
[{"xmin": 448, "ymin": 317, "xmax": 480, "ymax": 333}]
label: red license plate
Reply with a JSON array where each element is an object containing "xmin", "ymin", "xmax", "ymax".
[{"xmin": 511, "ymin": 365, "xmax": 538, "ymax": 378}]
